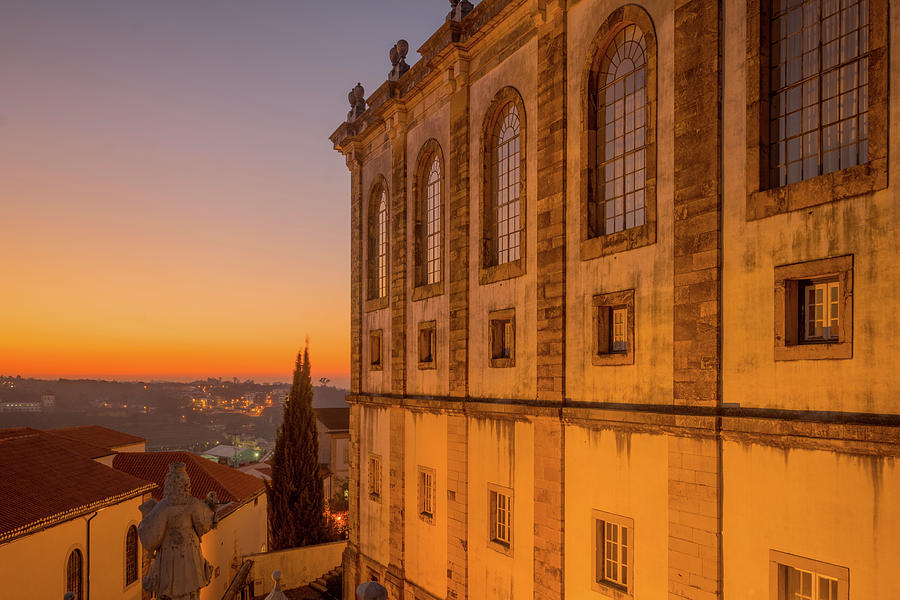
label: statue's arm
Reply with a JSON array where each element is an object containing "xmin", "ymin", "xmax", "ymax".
[
  {"xmin": 191, "ymin": 494, "xmax": 218, "ymax": 537},
  {"xmin": 138, "ymin": 501, "xmax": 166, "ymax": 552}
]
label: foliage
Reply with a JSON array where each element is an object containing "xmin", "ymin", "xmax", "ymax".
[{"xmin": 265, "ymin": 345, "xmax": 328, "ymax": 549}]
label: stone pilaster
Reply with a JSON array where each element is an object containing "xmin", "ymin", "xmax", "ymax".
[
  {"xmin": 348, "ymin": 153, "xmax": 363, "ymax": 395},
  {"xmin": 534, "ymin": 1, "xmax": 567, "ymax": 403},
  {"xmin": 672, "ymin": 1, "xmax": 722, "ymax": 599},
  {"xmin": 387, "ymin": 405, "xmax": 406, "ymax": 597},
  {"xmin": 447, "ymin": 57, "xmax": 471, "ymax": 399},
  {"xmin": 533, "ymin": 4, "xmax": 567, "ymax": 600},
  {"xmin": 389, "ymin": 110, "xmax": 409, "ymax": 397},
  {"xmin": 446, "ymin": 414, "xmax": 468, "ymax": 600}
]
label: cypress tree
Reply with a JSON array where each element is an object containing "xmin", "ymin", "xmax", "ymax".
[{"xmin": 266, "ymin": 344, "xmax": 327, "ymax": 549}]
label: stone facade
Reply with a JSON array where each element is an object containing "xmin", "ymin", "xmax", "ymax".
[{"xmin": 332, "ymin": 1, "xmax": 900, "ymax": 599}]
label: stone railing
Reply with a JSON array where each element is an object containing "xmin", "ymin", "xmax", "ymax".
[{"xmin": 246, "ymin": 540, "xmax": 346, "ymax": 596}]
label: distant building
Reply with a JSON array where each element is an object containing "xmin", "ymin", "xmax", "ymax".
[
  {"xmin": 0, "ymin": 428, "xmax": 155, "ymax": 600},
  {"xmin": 40, "ymin": 392, "xmax": 55, "ymax": 410},
  {"xmin": 0, "ymin": 400, "xmax": 40, "ymax": 413},
  {"xmin": 202, "ymin": 444, "xmax": 259, "ymax": 467},
  {"xmin": 315, "ymin": 407, "xmax": 350, "ymax": 504},
  {"xmin": 112, "ymin": 451, "xmax": 267, "ymax": 600}
]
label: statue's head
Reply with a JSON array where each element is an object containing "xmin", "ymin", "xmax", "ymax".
[{"xmin": 163, "ymin": 462, "xmax": 192, "ymax": 505}]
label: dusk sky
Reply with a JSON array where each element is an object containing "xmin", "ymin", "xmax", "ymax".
[{"xmin": 1, "ymin": 0, "xmax": 454, "ymax": 386}]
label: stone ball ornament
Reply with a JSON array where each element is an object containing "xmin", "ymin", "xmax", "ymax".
[{"xmin": 356, "ymin": 580, "xmax": 388, "ymax": 600}]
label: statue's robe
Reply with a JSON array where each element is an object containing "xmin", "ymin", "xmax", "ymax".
[{"xmin": 139, "ymin": 497, "xmax": 215, "ymax": 599}]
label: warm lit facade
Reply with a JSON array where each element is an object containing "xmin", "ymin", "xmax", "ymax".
[
  {"xmin": 0, "ymin": 428, "xmax": 155, "ymax": 600},
  {"xmin": 331, "ymin": 1, "xmax": 899, "ymax": 599}
]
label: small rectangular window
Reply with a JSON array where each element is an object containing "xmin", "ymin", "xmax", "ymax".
[
  {"xmin": 489, "ymin": 309, "xmax": 515, "ymax": 368},
  {"xmin": 592, "ymin": 290, "xmax": 635, "ymax": 366},
  {"xmin": 417, "ymin": 322, "xmax": 436, "ymax": 369},
  {"xmin": 592, "ymin": 510, "xmax": 634, "ymax": 597},
  {"xmin": 418, "ymin": 467, "xmax": 435, "ymax": 523},
  {"xmin": 774, "ymin": 256, "xmax": 852, "ymax": 360},
  {"xmin": 770, "ymin": 550, "xmax": 848, "ymax": 600},
  {"xmin": 488, "ymin": 485, "xmax": 513, "ymax": 552},
  {"xmin": 369, "ymin": 330, "xmax": 383, "ymax": 370},
  {"xmin": 368, "ymin": 454, "xmax": 382, "ymax": 501}
]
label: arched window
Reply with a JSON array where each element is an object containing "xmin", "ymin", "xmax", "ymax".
[
  {"xmin": 125, "ymin": 525, "xmax": 138, "ymax": 585},
  {"xmin": 414, "ymin": 142, "xmax": 443, "ymax": 288},
  {"xmin": 66, "ymin": 549, "xmax": 83, "ymax": 600},
  {"xmin": 595, "ymin": 24, "xmax": 647, "ymax": 235},
  {"xmin": 482, "ymin": 88, "xmax": 526, "ymax": 273},
  {"xmin": 584, "ymin": 8, "xmax": 657, "ymax": 257},
  {"xmin": 425, "ymin": 156, "xmax": 441, "ymax": 283},
  {"xmin": 367, "ymin": 184, "xmax": 388, "ymax": 301}
]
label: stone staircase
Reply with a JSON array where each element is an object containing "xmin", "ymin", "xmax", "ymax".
[{"xmin": 307, "ymin": 565, "xmax": 342, "ymax": 599}]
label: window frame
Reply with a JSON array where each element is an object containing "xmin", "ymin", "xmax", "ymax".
[
  {"xmin": 412, "ymin": 140, "xmax": 445, "ymax": 301},
  {"xmin": 366, "ymin": 180, "xmax": 390, "ymax": 311},
  {"xmin": 774, "ymin": 255, "xmax": 852, "ymax": 360},
  {"xmin": 487, "ymin": 483, "xmax": 513, "ymax": 556},
  {"xmin": 591, "ymin": 510, "xmax": 635, "ymax": 599},
  {"xmin": 745, "ymin": 0, "xmax": 888, "ymax": 221},
  {"xmin": 417, "ymin": 466, "xmax": 436, "ymax": 524},
  {"xmin": 592, "ymin": 290, "xmax": 635, "ymax": 366},
  {"xmin": 417, "ymin": 321, "xmax": 437, "ymax": 370},
  {"xmin": 369, "ymin": 329, "xmax": 384, "ymax": 371},
  {"xmin": 581, "ymin": 6, "xmax": 658, "ymax": 261},
  {"xmin": 65, "ymin": 547, "xmax": 84, "ymax": 600},
  {"xmin": 769, "ymin": 549, "xmax": 849, "ymax": 600},
  {"xmin": 480, "ymin": 87, "xmax": 527, "ymax": 285},
  {"xmin": 367, "ymin": 453, "xmax": 383, "ymax": 502},
  {"xmin": 488, "ymin": 308, "xmax": 516, "ymax": 369},
  {"xmin": 124, "ymin": 524, "xmax": 139, "ymax": 588}
]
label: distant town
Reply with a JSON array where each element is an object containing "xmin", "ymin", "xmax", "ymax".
[{"xmin": 0, "ymin": 375, "xmax": 349, "ymax": 455}]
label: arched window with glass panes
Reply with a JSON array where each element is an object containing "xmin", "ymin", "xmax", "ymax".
[
  {"xmin": 367, "ymin": 183, "xmax": 389, "ymax": 301},
  {"xmin": 591, "ymin": 24, "xmax": 649, "ymax": 237},
  {"xmin": 482, "ymin": 89, "xmax": 526, "ymax": 272},
  {"xmin": 125, "ymin": 525, "xmax": 139, "ymax": 586},
  {"xmin": 415, "ymin": 142, "xmax": 443, "ymax": 288},
  {"xmin": 66, "ymin": 548, "xmax": 83, "ymax": 600}
]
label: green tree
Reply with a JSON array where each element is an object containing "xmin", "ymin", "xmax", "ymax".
[{"xmin": 266, "ymin": 344, "xmax": 328, "ymax": 549}]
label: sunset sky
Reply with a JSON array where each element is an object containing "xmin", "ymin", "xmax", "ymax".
[{"xmin": 1, "ymin": 0, "xmax": 450, "ymax": 386}]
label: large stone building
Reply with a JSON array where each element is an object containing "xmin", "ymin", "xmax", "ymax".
[{"xmin": 331, "ymin": 1, "xmax": 898, "ymax": 599}]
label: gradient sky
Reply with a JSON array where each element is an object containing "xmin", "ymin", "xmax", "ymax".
[{"xmin": 1, "ymin": 0, "xmax": 454, "ymax": 386}]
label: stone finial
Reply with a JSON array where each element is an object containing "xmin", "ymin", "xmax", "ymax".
[
  {"xmin": 357, "ymin": 580, "xmax": 388, "ymax": 600},
  {"xmin": 348, "ymin": 82, "xmax": 366, "ymax": 121},
  {"xmin": 388, "ymin": 40, "xmax": 410, "ymax": 81},
  {"xmin": 64, "ymin": 594, "xmax": 75, "ymax": 600},
  {"xmin": 264, "ymin": 570, "xmax": 287, "ymax": 600},
  {"xmin": 447, "ymin": 0, "xmax": 474, "ymax": 21}
]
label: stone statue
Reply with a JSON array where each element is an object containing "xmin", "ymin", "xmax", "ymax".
[
  {"xmin": 388, "ymin": 40, "xmax": 410, "ymax": 81},
  {"xmin": 448, "ymin": 0, "xmax": 474, "ymax": 21},
  {"xmin": 138, "ymin": 462, "xmax": 219, "ymax": 600},
  {"xmin": 348, "ymin": 82, "xmax": 366, "ymax": 121}
]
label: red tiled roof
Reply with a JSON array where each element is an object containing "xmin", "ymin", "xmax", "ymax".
[
  {"xmin": 315, "ymin": 407, "xmax": 349, "ymax": 431},
  {"xmin": 112, "ymin": 452, "xmax": 265, "ymax": 515},
  {"xmin": 0, "ymin": 428, "xmax": 156, "ymax": 543},
  {"xmin": 50, "ymin": 425, "xmax": 145, "ymax": 449}
]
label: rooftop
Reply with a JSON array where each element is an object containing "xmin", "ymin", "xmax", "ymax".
[
  {"xmin": 49, "ymin": 425, "xmax": 145, "ymax": 450},
  {"xmin": 315, "ymin": 407, "xmax": 349, "ymax": 432},
  {"xmin": 112, "ymin": 451, "xmax": 265, "ymax": 517},
  {"xmin": 0, "ymin": 428, "xmax": 156, "ymax": 543}
]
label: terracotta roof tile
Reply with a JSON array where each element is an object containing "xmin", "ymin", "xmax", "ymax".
[
  {"xmin": 112, "ymin": 452, "xmax": 265, "ymax": 515},
  {"xmin": 49, "ymin": 425, "xmax": 145, "ymax": 449},
  {"xmin": 0, "ymin": 428, "xmax": 156, "ymax": 543}
]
